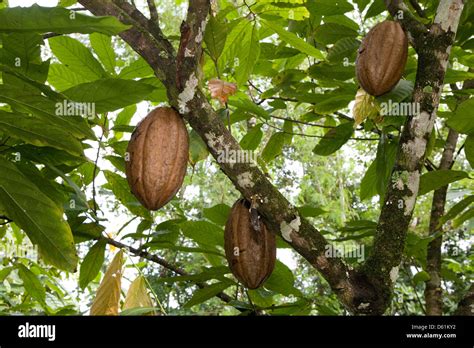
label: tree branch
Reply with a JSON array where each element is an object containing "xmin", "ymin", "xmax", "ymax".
[
  {"xmin": 384, "ymin": 0, "xmax": 428, "ymax": 51},
  {"xmin": 146, "ymin": 0, "xmax": 158, "ymax": 24},
  {"xmin": 362, "ymin": 0, "xmax": 465, "ymax": 312},
  {"xmin": 454, "ymin": 283, "xmax": 474, "ymax": 315}
]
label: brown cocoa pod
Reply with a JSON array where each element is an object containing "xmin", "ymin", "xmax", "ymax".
[
  {"xmin": 356, "ymin": 20, "xmax": 408, "ymax": 96},
  {"xmin": 125, "ymin": 107, "xmax": 189, "ymax": 210},
  {"xmin": 224, "ymin": 199, "xmax": 276, "ymax": 289}
]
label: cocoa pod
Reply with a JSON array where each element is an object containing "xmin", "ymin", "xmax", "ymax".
[
  {"xmin": 356, "ymin": 20, "xmax": 408, "ymax": 96},
  {"xmin": 224, "ymin": 199, "xmax": 276, "ymax": 289},
  {"xmin": 125, "ymin": 107, "xmax": 189, "ymax": 210}
]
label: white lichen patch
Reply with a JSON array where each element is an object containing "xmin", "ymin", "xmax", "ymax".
[
  {"xmin": 195, "ymin": 20, "xmax": 207, "ymax": 43},
  {"xmin": 184, "ymin": 47, "xmax": 194, "ymax": 57},
  {"xmin": 389, "ymin": 266, "xmax": 400, "ymax": 283},
  {"xmin": 204, "ymin": 132, "xmax": 225, "ymax": 152},
  {"xmin": 178, "ymin": 72, "xmax": 198, "ymax": 114},
  {"xmin": 236, "ymin": 172, "xmax": 254, "ymax": 189},
  {"xmin": 358, "ymin": 302, "xmax": 370, "ymax": 310},
  {"xmin": 280, "ymin": 216, "xmax": 301, "ymax": 242},
  {"xmin": 403, "ymin": 171, "xmax": 420, "ymax": 215},
  {"xmin": 412, "ymin": 111, "xmax": 431, "ymax": 137},
  {"xmin": 401, "ymin": 137, "xmax": 426, "ymax": 160}
]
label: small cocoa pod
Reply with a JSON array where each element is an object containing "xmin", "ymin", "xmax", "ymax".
[
  {"xmin": 356, "ymin": 20, "xmax": 408, "ymax": 96},
  {"xmin": 224, "ymin": 199, "xmax": 276, "ymax": 289},
  {"xmin": 125, "ymin": 107, "xmax": 189, "ymax": 210}
]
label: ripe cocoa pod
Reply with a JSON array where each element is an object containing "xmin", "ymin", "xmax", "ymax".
[
  {"xmin": 224, "ymin": 199, "xmax": 276, "ymax": 289},
  {"xmin": 125, "ymin": 107, "xmax": 189, "ymax": 210},
  {"xmin": 356, "ymin": 20, "xmax": 408, "ymax": 96}
]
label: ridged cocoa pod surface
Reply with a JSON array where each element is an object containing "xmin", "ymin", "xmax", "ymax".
[
  {"xmin": 224, "ymin": 199, "xmax": 276, "ymax": 289},
  {"xmin": 356, "ymin": 20, "xmax": 408, "ymax": 96},
  {"xmin": 125, "ymin": 107, "xmax": 189, "ymax": 210}
]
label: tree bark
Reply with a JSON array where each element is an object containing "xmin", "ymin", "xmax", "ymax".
[{"xmin": 76, "ymin": 0, "xmax": 465, "ymax": 314}]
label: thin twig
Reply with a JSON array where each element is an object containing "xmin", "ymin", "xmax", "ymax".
[
  {"xmin": 409, "ymin": 0, "xmax": 426, "ymax": 18},
  {"xmin": 92, "ymin": 116, "xmax": 108, "ymax": 216},
  {"xmin": 146, "ymin": 0, "xmax": 158, "ymax": 24}
]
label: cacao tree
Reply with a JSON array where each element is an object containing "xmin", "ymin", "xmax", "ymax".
[{"xmin": 0, "ymin": 0, "xmax": 472, "ymax": 316}]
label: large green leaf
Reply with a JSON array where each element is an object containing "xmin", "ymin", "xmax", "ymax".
[
  {"xmin": 48, "ymin": 63, "xmax": 90, "ymax": 91},
  {"xmin": 17, "ymin": 264, "xmax": 46, "ymax": 303},
  {"xmin": 261, "ymin": 19, "xmax": 325, "ymax": 60},
  {"xmin": 313, "ymin": 121, "xmax": 354, "ymax": 156},
  {"xmin": 439, "ymin": 195, "xmax": 474, "ymax": 226},
  {"xmin": 49, "ymin": 36, "xmax": 106, "ymax": 81},
  {"xmin": 118, "ymin": 57, "xmax": 154, "ymax": 79},
  {"xmin": 418, "ymin": 170, "xmax": 470, "ymax": 196},
  {"xmin": 90, "ymin": 33, "xmax": 116, "ymax": 74},
  {"xmin": 263, "ymin": 260, "xmax": 302, "ymax": 297},
  {"xmin": 306, "ymin": 0, "xmax": 353, "ymax": 16},
  {"xmin": 0, "ymin": 158, "xmax": 78, "ymax": 271},
  {"xmin": 0, "ymin": 110, "xmax": 84, "ymax": 156},
  {"xmin": 465, "ymin": 134, "xmax": 474, "ymax": 168},
  {"xmin": 0, "ymin": 85, "xmax": 95, "ymax": 139},
  {"xmin": 184, "ymin": 280, "xmax": 233, "ymax": 308},
  {"xmin": 204, "ymin": 14, "xmax": 228, "ymax": 61},
  {"xmin": 314, "ymin": 23, "xmax": 358, "ymax": 45},
  {"xmin": 203, "ymin": 204, "xmax": 231, "ymax": 226},
  {"xmin": 180, "ymin": 220, "xmax": 224, "ymax": 248},
  {"xmin": 63, "ymin": 78, "xmax": 156, "ymax": 113},
  {"xmin": 262, "ymin": 132, "xmax": 286, "ymax": 163},
  {"xmin": 0, "ymin": 5, "xmax": 130, "ymax": 35},
  {"xmin": 447, "ymin": 98, "xmax": 474, "ymax": 135},
  {"xmin": 102, "ymin": 170, "xmax": 151, "ymax": 219},
  {"xmin": 79, "ymin": 239, "xmax": 106, "ymax": 289},
  {"xmin": 235, "ymin": 22, "xmax": 260, "ymax": 85},
  {"xmin": 240, "ymin": 124, "xmax": 263, "ymax": 151},
  {"xmin": 327, "ymin": 37, "xmax": 360, "ymax": 62}
]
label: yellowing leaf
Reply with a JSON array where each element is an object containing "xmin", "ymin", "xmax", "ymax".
[
  {"xmin": 123, "ymin": 275, "xmax": 154, "ymax": 315},
  {"xmin": 352, "ymin": 89, "xmax": 381, "ymax": 127},
  {"xmin": 90, "ymin": 250, "xmax": 123, "ymax": 316}
]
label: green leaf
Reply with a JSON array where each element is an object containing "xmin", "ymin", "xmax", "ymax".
[
  {"xmin": 376, "ymin": 80, "xmax": 414, "ymax": 103},
  {"xmin": 0, "ymin": 110, "xmax": 84, "ymax": 156},
  {"xmin": 17, "ymin": 264, "xmax": 45, "ymax": 303},
  {"xmin": 0, "ymin": 158, "xmax": 77, "ymax": 271},
  {"xmin": 263, "ymin": 260, "xmax": 302, "ymax": 297},
  {"xmin": 184, "ymin": 280, "xmax": 233, "ymax": 308},
  {"xmin": 327, "ymin": 37, "xmax": 360, "ymax": 62},
  {"xmin": 49, "ymin": 36, "xmax": 107, "ymax": 81},
  {"xmin": 298, "ymin": 205, "xmax": 327, "ymax": 217},
  {"xmin": 453, "ymin": 207, "xmax": 474, "ymax": 228},
  {"xmin": 262, "ymin": 132, "xmax": 286, "ymax": 163},
  {"xmin": 228, "ymin": 97, "xmax": 269, "ymax": 119},
  {"xmin": 447, "ymin": 98, "xmax": 474, "ymax": 135},
  {"xmin": 0, "ymin": 5, "xmax": 130, "ymax": 35},
  {"xmin": 90, "ymin": 33, "xmax": 116, "ymax": 74},
  {"xmin": 118, "ymin": 57, "xmax": 154, "ymax": 79},
  {"xmin": 79, "ymin": 239, "xmax": 106, "ymax": 289},
  {"xmin": 203, "ymin": 204, "xmax": 231, "ymax": 226},
  {"xmin": 180, "ymin": 220, "xmax": 224, "ymax": 248},
  {"xmin": 189, "ymin": 130, "xmax": 209, "ymax": 165},
  {"xmin": 63, "ymin": 78, "xmax": 155, "ymax": 113},
  {"xmin": 439, "ymin": 195, "xmax": 474, "ymax": 225},
  {"xmin": 240, "ymin": 124, "xmax": 263, "ymax": 150},
  {"xmin": 413, "ymin": 270, "xmax": 430, "ymax": 284},
  {"xmin": 102, "ymin": 170, "xmax": 151, "ymax": 219},
  {"xmin": 365, "ymin": 0, "xmax": 386, "ymax": 19},
  {"xmin": 360, "ymin": 158, "xmax": 377, "ymax": 200},
  {"xmin": 307, "ymin": 0, "xmax": 353, "ymax": 16},
  {"xmin": 235, "ymin": 22, "xmax": 260, "ymax": 85},
  {"xmin": 418, "ymin": 170, "xmax": 470, "ymax": 196},
  {"xmin": 48, "ymin": 63, "xmax": 90, "ymax": 91},
  {"xmin": 465, "ymin": 135, "xmax": 474, "ymax": 168},
  {"xmin": 314, "ymin": 23, "xmax": 358, "ymax": 45},
  {"xmin": 313, "ymin": 121, "xmax": 354, "ymax": 156},
  {"xmin": 204, "ymin": 14, "xmax": 228, "ymax": 61},
  {"xmin": 261, "ymin": 19, "xmax": 325, "ymax": 60}
]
